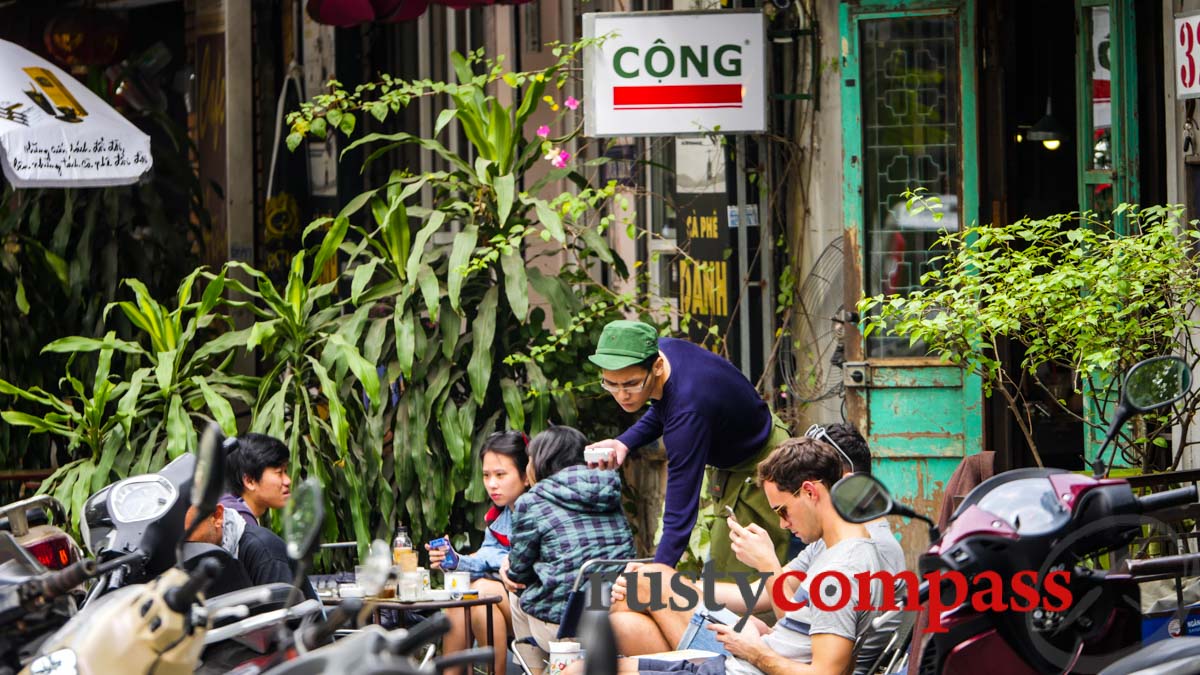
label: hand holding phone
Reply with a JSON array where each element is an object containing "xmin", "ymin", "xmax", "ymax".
[{"xmin": 724, "ymin": 505, "xmax": 740, "ymax": 525}]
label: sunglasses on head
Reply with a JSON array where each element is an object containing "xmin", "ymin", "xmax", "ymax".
[{"xmin": 804, "ymin": 424, "xmax": 856, "ymax": 473}]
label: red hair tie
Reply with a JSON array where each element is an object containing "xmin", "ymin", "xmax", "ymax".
[{"xmin": 521, "ymin": 432, "xmax": 529, "ymax": 445}]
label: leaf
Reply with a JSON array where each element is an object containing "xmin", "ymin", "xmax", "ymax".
[
  {"xmin": 467, "ymin": 286, "xmax": 498, "ymax": 405},
  {"xmin": 14, "ymin": 278, "xmax": 28, "ymax": 315},
  {"xmin": 533, "ymin": 199, "xmax": 565, "ymax": 242},
  {"xmin": 325, "ymin": 333, "xmax": 382, "ymax": 410},
  {"xmin": 495, "ymin": 173, "xmax": 515, "ymax": 227},
  {"xmin": 196, "ymin": 378, "xmax": 237, "ymax": 435},
  {"xmin": 351, "ymin": 258, "xmax": 381, "ymax": 304},
  {"xmin": 417, "ymin": 266, "xmax": 441, "ymax": 323},
  {"xmin": 246, "ymin": 319, "xmax": 280, "ymax": 353},
  {"xmin": 435, "ymin": 109, "xmax": 458, "ymax": 136},
  {"xmin": 395, "ymin": 309, "xmax": 416, "ymax": 379},
  {"xmin": 581, "ymin": 226, "xmax": 615, "ymax": 264},
  {"xmin": 307, "ymin": 356, "xmax": 349, "ymax": 453},
  {"xmin": 165, "ymin": 394, "xmax": 194, "ymax": 459},
  {"xmin": 446, "ymin": 225, "xmax": 479, "ymax": 312},
  {"xmin": 439, "ymin": 299, "xmax": 460, "ymax": 359},
  {"xmin": 500, "ymin": 378, "xmax": 525, "ymax": 431},
  {"xmin": 406, "ymin": 211, "xmax": 447, "ymax": 282},
  {"xmin": 500, "ymin": 247, "xmax": 528, "ymax": 319},
  {"xmin": 309, "ymin": 216, "xmax": 349, "ymax": 285},
  {"xmin": 155, "ymin": 349, "xmax": 177, "ymax": 394},
  {"xmin": 1, "ymin": 411, "xmax": 70, "ymax": 435},
  {"xmin": 42, "ymin": 335, "xmax": 142, "ymax": 356},
  {"xmin": 284, "ymin": 251, "xmax": 308, "ymax": 322}
]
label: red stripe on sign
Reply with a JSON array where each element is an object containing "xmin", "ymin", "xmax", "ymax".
[{"xmin": 613, "ymin": 84, "xmax": 743, "ymax": 108}]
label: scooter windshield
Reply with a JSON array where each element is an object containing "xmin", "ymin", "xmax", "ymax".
[{"xmin": 974, "ymin": 478, "xmax": 1071, "ymax": 536}]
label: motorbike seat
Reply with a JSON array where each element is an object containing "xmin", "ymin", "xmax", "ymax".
[{"xmin": 1099, "ymin": 637, "xmax": 1200, "ymax": 675}]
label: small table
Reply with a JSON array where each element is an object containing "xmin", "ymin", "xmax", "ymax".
[{"xmin": 329, "ymin": 594, "xmax": 504, "ymax": 673}]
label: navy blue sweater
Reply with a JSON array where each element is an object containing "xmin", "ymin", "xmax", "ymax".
[{"xmin": 616, "ymin": 338, "xmax": 772, "ymax": 566}]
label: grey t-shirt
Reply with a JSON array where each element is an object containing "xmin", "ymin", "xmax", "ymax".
[
  {"xmin": 783, "ymin": 519, "xmax": 908, "ymax": 675},
  {"xmin": 725, "ymin": 537, "xmax": 888, "ymax": 675}
]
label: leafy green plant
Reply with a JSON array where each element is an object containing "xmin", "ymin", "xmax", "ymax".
[
  {"xmin": 860, "ymin": 198, "xmax": 1200, "ymax": 469},
  {"xmin": 0, "ymin": 271, "xmax": 247, "ymax": 531},
  {"xmin": 0, "ymin": 110, "xmax": 208, "ymax": 501}
]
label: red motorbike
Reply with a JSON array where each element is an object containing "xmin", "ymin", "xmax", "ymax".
[{"xmin": 831, "ymin": 355, "xmax": 1200, "ymax": 675}]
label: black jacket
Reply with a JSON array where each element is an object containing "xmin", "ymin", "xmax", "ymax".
[{"xmin": 238, "ymin": 524, "xmax": 318, "ymax": 602}]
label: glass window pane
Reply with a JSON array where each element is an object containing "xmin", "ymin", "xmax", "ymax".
[{"xmin": 860, "ymin": 16, "xmax": 961, "ymax": 357}]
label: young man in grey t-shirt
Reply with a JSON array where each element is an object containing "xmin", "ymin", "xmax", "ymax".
[{"xmin": 607, "ymin": 437, "xmax": 892, "ymax": 675}]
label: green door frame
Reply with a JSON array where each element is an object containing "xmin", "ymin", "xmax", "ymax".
[
  {"xmin": 840, "ymin": 0, "xmax": 982, "ymax": 566},
  {"xmin": 1077, "ymin": 0, "xmax": 1140, "ymax": 463},
  {"xmin": 1076, "ymin": 0, "xmax": 1139, "ymax": 223}
]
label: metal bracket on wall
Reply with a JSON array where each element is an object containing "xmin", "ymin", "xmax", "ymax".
[
  {"xmin": 768, "ymin": 22, "xmax": 820, "ymax": 110},
  {"xmin": 844, "ymin": 361, "xmax": 870, "ymax": 388}
]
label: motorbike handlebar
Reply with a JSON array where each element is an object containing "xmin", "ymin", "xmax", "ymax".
[
  {"xmin": 301, "ymin": 597, "xmax": 363, "ymax": 649},
  {"xmin": 164, "ymin": 558, "xmax": 221, "ymax": 613},
  {"xmin": 389, "ymin": 613, "xmax": 452, "ymax": 656},
  {"xmin": 40, "ymin": 558, "xmax": 98, "ymax": 599},
  {"xmin": 1138, "ymin": 485, "xmax": 1198, "ymax": 513}
]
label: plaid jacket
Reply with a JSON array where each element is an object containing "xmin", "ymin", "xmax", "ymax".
[{"xmin": 507, "ymin": 465, "xmax": 635, "ymax": 623}]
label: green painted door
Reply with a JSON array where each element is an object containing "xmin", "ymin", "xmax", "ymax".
[
  {"xmin": 840, "ymin": 0, "xmax": 983, "ymax": 565},
  {"xmin": 1077, "ymin": 0, "xmax": 1140, "ymax": 466}
]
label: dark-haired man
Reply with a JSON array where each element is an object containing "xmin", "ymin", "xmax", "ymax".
[
  {"xmin": 586, "ymin": 320, "xmax": 790, "ymax": 574},
  {"xmin": 218, "ymin": 433, "xmax": 292, "ymax": 526},
  {"xmin": 603, "ymin": 437, "xmax": 895, "ymax": 675}
]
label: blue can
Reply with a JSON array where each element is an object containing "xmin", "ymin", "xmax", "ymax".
[{"xmin": 429, "ymin": 537, "xmax": 459, "ymax": 570}]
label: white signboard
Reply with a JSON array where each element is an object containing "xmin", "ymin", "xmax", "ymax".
[
  {"xmin": 0, "ymin": 39, "xmax": 152, "ymax": 188},
  {"xmin": 1176, "ymin": 13, "xmax": 1200, "ymax": 99},
  {"xmin": 583, "ymin": 11, "xmax": 767, "ymax": 137}
]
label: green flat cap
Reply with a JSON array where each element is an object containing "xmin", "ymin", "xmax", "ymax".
[{"xmin": 589, "ymin": 320, "xmax": 660, "ymax": 370}]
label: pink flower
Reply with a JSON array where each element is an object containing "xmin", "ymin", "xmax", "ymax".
[
  {"xmin": 536, "ymin": 125, "xmax": 550, "ymax": 138},
  {"xmin": 550, "ymin": 149, "xmax": 571, "ymax": 168},
  {"xmin": 564, "ymin": 96, "xmax": 580, "ymax": 110}
]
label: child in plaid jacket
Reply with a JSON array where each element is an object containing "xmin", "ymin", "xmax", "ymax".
[{"xmin": 505, "ymin": 426, "xmax": 635, "ymax": 652}]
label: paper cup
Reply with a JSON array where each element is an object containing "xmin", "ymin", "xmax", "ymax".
[
  {"xmin": 445, "ymin": 571, "xmax": 471, "ymax": 592},
  {"xmin": 547, "ymin": 641, "xmax": 584, "ymax": 675}
]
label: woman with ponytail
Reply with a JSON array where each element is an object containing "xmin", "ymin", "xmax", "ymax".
[{"xmin": 428, "ymin": 430, "xmax": 530, "ymax": 675}]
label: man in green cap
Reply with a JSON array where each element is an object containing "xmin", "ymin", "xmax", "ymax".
[{"xmin": 586, "ymin": 320, "xmax": 791, "ymax": 575}]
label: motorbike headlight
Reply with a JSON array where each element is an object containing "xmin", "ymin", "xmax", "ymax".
[{"xmin": 108, "ymin": 476, "xmax": 177, "ymax": 524}]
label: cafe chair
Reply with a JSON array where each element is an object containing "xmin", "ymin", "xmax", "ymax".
[{"xmin": 510, "ymin": 557, "xmax": 652, "ymax": 675}]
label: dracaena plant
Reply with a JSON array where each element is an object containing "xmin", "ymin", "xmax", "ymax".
[
  {"xmin": 0, "ymin": 271, "xmax": 249, "ymax": 532},
  {"xmin": 285, "ymin": 43, "xmax": 648, "ymax": 552}
]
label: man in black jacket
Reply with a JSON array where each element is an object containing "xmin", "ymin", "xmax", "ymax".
[{"xmin": 185, "ymin": 503, "xmax": 317, "ymax": 601}]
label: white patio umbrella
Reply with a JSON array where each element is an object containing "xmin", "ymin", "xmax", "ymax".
[{"xmin": 0, "ymin": 39, "xmax": 152, "ymax": 188}]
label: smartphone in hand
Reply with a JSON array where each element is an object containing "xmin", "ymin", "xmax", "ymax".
[{"xmin": 724, "ymin": 505, "xmax": 739, "ymax": 525}]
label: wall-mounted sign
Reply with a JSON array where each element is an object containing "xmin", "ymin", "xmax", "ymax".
[
  {"xmin": 1176, "ymin": 12, "xmax": 1200, "ymax": 99},
  {"xmin": 582, "ymin": 10, "xmax": 767, "ymax": 137}
]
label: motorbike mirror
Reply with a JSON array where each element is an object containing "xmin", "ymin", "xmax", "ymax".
[
  {"xmin": 1094, "ymin": 356, "xmax": 1193, "ymax": 477},
  {"xmin": 358, "ymin": 539, "xmax": 392, "ymax": 597},
  {"xmin": 192, "ymin": 423, "xmax": 226, "ymax": 512},
  {"xmin": 830, "ymin": 473, "xmax": 893, "ymax": 523},
  {"xmin": 830, "ymin": 473, "xmax": 941, "ymax": 540},
  {"xmin": 283, "ymin": 478, "xmax": 324, "ymax": 561},
  {"xmin": 1123, "ymin": 356, "xmax": 1191, "ymax": 413}
]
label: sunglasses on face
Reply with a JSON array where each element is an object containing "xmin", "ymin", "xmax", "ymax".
[
  {"xmin": 770, "ymin": 482, "xmax": 812, "ymax": 519},
  {"xmin": 804, "ymin": 424, "xmax": 856, "ymax": 472}
]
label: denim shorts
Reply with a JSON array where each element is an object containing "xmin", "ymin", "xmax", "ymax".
[{"xmin": 636, "ymin": 656, "xmax": 727, "ymax": 675}]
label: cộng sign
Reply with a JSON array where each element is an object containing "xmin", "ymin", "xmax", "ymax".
[{"xmin": 582, "ymin": 11, "xmax": 767, "ymax": 137}]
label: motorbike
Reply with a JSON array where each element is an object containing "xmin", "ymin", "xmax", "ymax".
[
  {"xmin": 19, "ymin": 424, "xmax": 232, "ymax": 675},
  {"xmin": 829, "ymin": 355, "xmax": 1200, "ymax": 675},
  {"xmin": 0, "ymin": 495, "xmax": 82, "ymax": 572}
]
